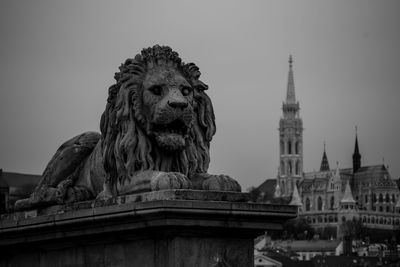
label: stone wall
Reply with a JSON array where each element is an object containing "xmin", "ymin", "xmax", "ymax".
[{"xmin": 0, "ymin": 190, "xmax": 297, "ymax": 267}]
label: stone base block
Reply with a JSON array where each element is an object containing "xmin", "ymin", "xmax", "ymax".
[{"xmin": 0, "ymin": 190, "xmax": 296, "ymax": 267}]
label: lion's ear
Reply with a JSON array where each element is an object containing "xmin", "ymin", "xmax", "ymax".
[
  {"xmin": 184, "ymin": 61, "xmax": 215, "ymax": 142},
  {"xmin": 193, "ymin": 80, "xmax": 208, "ymax": 91}
]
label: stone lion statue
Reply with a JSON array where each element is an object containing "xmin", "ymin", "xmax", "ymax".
[{"xmin": 15, "ymin": 45, "xmax": 241, "ymax": 210}]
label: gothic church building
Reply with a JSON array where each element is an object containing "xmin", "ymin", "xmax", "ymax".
[{"xmin": 257, "ymin": 56, "xmax": 400, "ymax": 237}]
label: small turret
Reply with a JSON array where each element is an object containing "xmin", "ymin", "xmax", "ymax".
[
  {"xmin": 320, "ymin": 142, "xmax": 330, "ymax": 171},
  {"xmin": 333, "ymin": 162, "xmax": 341, "ymax": 182},
  {"xmin": 274, "ymin": 181, "xmax": 281, "ymax": 198},
  {"xmin": 340, "ymin": 180, "xmax": 356, "ymax": 210},
  {"xmin": 289, "ymin": 182, "xmax": 302, "ymax": 207}
]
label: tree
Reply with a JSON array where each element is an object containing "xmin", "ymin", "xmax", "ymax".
[
  {"xmin": 247, "ymin": 186, "xmax": 261, "ymax": 202},
  {"xmin": 282, "ymin": 217, "xmax": 315, "ymax": 240}
]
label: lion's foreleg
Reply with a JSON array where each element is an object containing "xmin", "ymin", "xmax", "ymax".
[{"xmin": 112, "ymin": 170, "xmax": 192, "ymax": 196}]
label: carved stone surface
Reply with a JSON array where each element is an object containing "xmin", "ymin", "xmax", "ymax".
[
  {"xmin": 15, "ymin": 45, "xmax": 241, "ymax": 211},
  {"xmin": 0, "ymin": 190, "xmax": 297, "ymax": 267}
]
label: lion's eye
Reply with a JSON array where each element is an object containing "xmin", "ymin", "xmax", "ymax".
[
  {"xmin": 149, "ymin": 86, "xmax": 162, "ymax": 96},
  {"xmin": 181, "ymin": 86, "xmax": 192, "ymax": 96}
]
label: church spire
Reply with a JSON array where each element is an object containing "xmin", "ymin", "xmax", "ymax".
[
  {"xmin": 286, "ymin": 55, "xmax": 296, "ymax": 104},
  {"xmin": 320, "ymin": 142, "xmax": 330, "ymax": 171},
  {"xmin": 352, "ymin": 126, "xmax": 361, "ymax": 173}
]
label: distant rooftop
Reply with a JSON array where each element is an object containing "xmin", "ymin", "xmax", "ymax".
[
  {"xmin": 273, "ymin": 239, "xmax": 341, "ymax": 252},
  {"xmin": 0, "ymin": 169, "xmax": 41, "ymax": 188}
]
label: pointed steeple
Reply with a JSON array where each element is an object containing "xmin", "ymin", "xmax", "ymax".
[
  {"xmin": 341, "ymin": 180, "xmax": 356, "ymax": 204},
  {"xmin": 333, "ymin": 161, "xmax": 341, "ymax": 181},
  {"xmin": 289, "ymin": 183, "xmax": 302, "ymax": 207},
  {"xmin": 320, "ymin": 142, "xmax": 330, "ymax": 171},
  {"xmin": 286, "ymin": 55, "xmax": 296, "ymax": 104},
  {"xmin": 274, "ymin": 181, "xmax": 281, "ymax": 198},
  {"xmin": 352, "ymin": 126, "xmax": 361, "ymax": 173}
]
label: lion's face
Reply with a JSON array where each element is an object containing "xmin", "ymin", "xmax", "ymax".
[{"xmin": 140, "ymin": 65, "xmax": 194, "ymax": 151}]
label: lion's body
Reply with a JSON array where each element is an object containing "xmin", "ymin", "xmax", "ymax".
[{"xmin": 14, "ymin": 45, "xmax": 240, "ymax": 211}]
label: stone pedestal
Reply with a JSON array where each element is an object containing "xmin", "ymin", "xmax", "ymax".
[{"xmin": 0, "ymin": 190, "xmax": 296, "ymax": 267}]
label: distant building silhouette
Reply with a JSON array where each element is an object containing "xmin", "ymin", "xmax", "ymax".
[{"xmin": 0, "ymin": 169, "xmax": 40, "ymax": 212}]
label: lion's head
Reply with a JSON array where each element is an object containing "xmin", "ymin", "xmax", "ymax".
[{"xmin": 100, "ymin": 45, "xmax": 216, "ymax": 186}]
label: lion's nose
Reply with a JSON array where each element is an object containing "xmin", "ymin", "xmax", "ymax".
[{"xmin": 168, "ymin": 100, "xmax": 188, "ymax": 110}]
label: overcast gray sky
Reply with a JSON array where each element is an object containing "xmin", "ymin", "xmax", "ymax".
[{"xmin": 1, "ymin": 0, "xmax": 399, "ymax": 190}]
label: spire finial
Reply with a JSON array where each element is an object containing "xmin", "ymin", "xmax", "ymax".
[
  {"xmin": 324, "ymin": 141, "xmax": 326, "ymax": 152},
  {"xmin": 285, "ymin": 55, "xmax": 296, "ymax": 104}
]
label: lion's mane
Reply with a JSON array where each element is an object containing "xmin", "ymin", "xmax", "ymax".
[{"xmin": 99, "ymin": 45, "xmax": 216, "ymax": 189}]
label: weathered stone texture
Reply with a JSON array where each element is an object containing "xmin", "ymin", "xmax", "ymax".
[{"xmin": 0, "ymin": 190, "xmax": 297, "ymax": 267}]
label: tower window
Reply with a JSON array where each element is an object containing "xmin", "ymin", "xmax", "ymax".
[
  {"xmin": 330, "ymin": 196, "xmax": 334, "ymax": 209},
  {"xmin": 295, "ymin": 161, "xmax": 300, "ymax": 175},
  {"xmin": 386, "ymin": 194, "xmax": 390, "ymax": 203},
  {"xmin": 280, "ymin": 141, "xmax": 284, "ymax": 155},
  {"xmin": 295, "ymin": 141, "xmax": 299, "ymax": 154},
  {"xmin": 379, "ymin": 194, "xmax": 383, "ymax": 203},
  {"xmin": 288, "ymin": 162, "xmax": 292, "ymax": 175},
  {"xmin": 281, "ymin": 160, "xmax": 285, "ymax": 175},
  {"xmin": 306, "ymin": 198, "xmax": 310, "ymax": 211},
  {"xmin": 318, "ymin": 197, "xmax": 323, "ymax": 211},
  {"xmin": 365, "ymin": 195, "xmax": 368, "ymax": 203},
  {"xmin": 288, "ymin": 140, "xmax": 292, "ymax": 154}
]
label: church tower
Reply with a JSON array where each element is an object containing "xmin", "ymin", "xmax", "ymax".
[{"xmin": 278, "ymin": 56, "xmax": 303, "ymax": 196}]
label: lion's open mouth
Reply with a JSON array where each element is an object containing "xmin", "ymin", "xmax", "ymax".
[
  {"xmin": 152, "ymin": 119, "xmax": 189, "ymax": 137},
  {"xmin": 151, "ymin": 119, "xmax": 189, "ymax": 151}
]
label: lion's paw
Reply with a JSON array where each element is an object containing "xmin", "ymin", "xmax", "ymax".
[
  {"xmin": 202, "ymin": 174, "xmax": 241, "ymax": 192},
  {"xmin": 150, "ymin": 172, "xmax": 192, "ymax": 191},
  {"xmin": 95, "ymin": 185, "xmax": 114, "ymax": 202}
]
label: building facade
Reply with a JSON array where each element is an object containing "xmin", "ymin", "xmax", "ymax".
[
  {"xmin": 299, "ymin": 141, "xmax": 400, "ymax": 237},
  {"xmin": 258, "ymin": 56, "xmax": 400, "ymax": 237}
]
